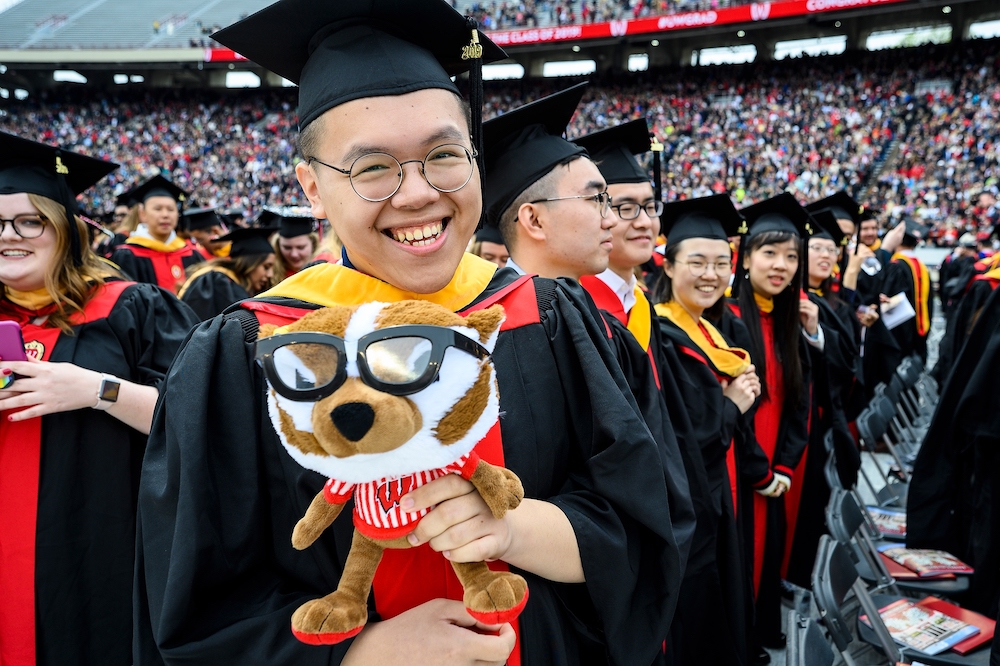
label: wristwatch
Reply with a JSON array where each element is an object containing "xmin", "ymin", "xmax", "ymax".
[{"xmin": 94, "ymin": 374, "xmax": 121, "ymax": 411}]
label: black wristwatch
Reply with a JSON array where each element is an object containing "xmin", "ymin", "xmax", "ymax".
[{"xmin": 94, "ymin": 374, "xmax": 121, "ymax": 411}]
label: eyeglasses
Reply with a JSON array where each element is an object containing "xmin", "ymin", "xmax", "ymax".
[
  {"xmin": 675, "ymin": 259, "xmax": 732, "ymax": 277},
  {"xmin": 610, "ymin": 200, "xmax": 664, "ymax": 220},
  {"xmin": 307, "ymin": 143, "xmax": 478, "ymax": 202},
  {"xmin": 529, "ymin": 191, "xmax": 612, "ymax": 218},
  {"xmin": 807, "ymin": 244, "xmax": 840, "ymax": 257},
  {"xmin": 0, "ymin": 214, "xmax": 49, "ymax": 239},
  {"xmin": 255, "ymin": 325, "xmax": 491, "ymax": 402}
]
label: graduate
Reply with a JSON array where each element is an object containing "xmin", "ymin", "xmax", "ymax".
[
  {"xmin": 470, "ymin": 225, "xmax": 508, "ymax": 268},
  {"xmin": 482, "ymin": 86, "xmax": 690, "ymax": 649},
  {"xmin": 717, "ymin": 193, "xmax": 812, "ymax": 660},
  {"xmin": 934, "ymin": 249, "xmax": 1000, "ymax": 382},
  {"xmin": 183, "ymin": 207, "xmax": 231, "ymax": 260},
  {"xmin": 135, "ymin": 2, "xmax": 680, "ymax": 665},
  {"xmin": 653, "ymin": 194, "xmax": 759, "ymax": 666},
  {"xmin": 178, "ymin": 226, "xmax": 277, "ymax": 321},
  {"xmin": 0, "ymin": 132, "xmax": 198, "ymax": 666},
  {"xmin": 109, "ymin": 175, "xmax": 204, "ymax": 293},
  {"xmin": 261, "ymin": 209, "xmax": 319, "ymax": 283},
  {"xmin": 882, "ymin": 219, "xmax": 933, "ymax": 362},
  {"xmin": 782, "ymin": 209, "xmax": 861, "ymax": 589}
]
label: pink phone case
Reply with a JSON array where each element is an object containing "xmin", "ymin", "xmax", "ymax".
[{"xmin": 0, "ymin": 321, "xmax": 29, "ymax": 363}]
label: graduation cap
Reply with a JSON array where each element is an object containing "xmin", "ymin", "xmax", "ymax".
[
  {"xmin": 805, "ymin": 191, "xmax": 865, "ymax": 228},
  {"xmin": 182, "ymin": 207, "xmax": 226, "ymax": 233},
  {"xmin": 810, "ymin": 209, "xmax": 848, "ymax": 247},
  {"xmin": 0, "ymin": 131, "xmax": 118, "ymax": 266},
  {"xmin": 119, "ymin": 175, "xmax": 188, "ymax": 206},
  {"xmin": 483, "ymin": 82, "xmax": 589, "ymax": 229},
  {"xmin": 898, "ymin": 218, "xmax": 928, "ymax": 245},
  {"xmin": 217, "ymin": 226, "xmax": 276, "ymax": 258},
  {"xmin": 475, "ymin": 225, "xmax": 505, "ymax": 246},
  {"xmin": 277, "ymin": 212, "xmax": 316, "ymax": 239},
  {"xmin": 573, "ymin": 118, "xmax": 651, "ymax": 185},
  {"xmin": 660, "ymin": 194, "xmax": 744, "ymax": 246}
]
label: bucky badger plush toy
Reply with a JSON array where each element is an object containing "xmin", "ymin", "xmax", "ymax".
[{"xmin": 255, "ymin": 300, "xmax": 528, "ymax": 644}]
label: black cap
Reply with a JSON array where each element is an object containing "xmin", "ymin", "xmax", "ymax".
[
  {"xmin": 475, "ymin": 225, "xmax": 505, "ymax": 245},
  {"xmin": 182, "ymin": 207, "xmax": 226, "ymax": 233},
  {"xmin": 278, "ymin": 212, "xmax": 316, "ymax": 238},
  {"xmin": 740, "ymin": 192, "xmax": 815, "ymax": 239},
  {"xmin": 898, "ymin": 218, "xmax": 927, "ymax": 244},
  {"xmin": 0, "ymin": 131, "xmax": 119, "ymax": 265},
  {"xmin": 483, "ymin": 82, "xmax": 589, "ymax": 228},
  {"xmin": 573, "ymin": 118, "xmax": 651, "ymax": 185},
  {"xmin": 806, "ymin": 191, "xmax": 865, "ymax": 227},
  {"xmin": 661, "ymin": 194, "xmax": 744, "ymax": 246},
  {"xmin": 217, "ymin": 226, "xmax": 276, "ymax": 258},
  {"xmin": 810, "ymin": 209, "xmax": 848, "ymax": 247},
  {"xmin": 212, "ymin": 0, "xmax": 506, "ymax": 132},
  {"xmin": 119, "ymin": 175, "xmax": 188, "ymax": 205}
]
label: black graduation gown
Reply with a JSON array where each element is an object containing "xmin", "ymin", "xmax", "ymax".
[
  {"xmin": 881, "ymin": 256, "xmax": 933, "ymax": 362},
  {"xmin": 909, "ymin": 285, "xmax": 1000, "ymax": 617},
  {"xmin": 939, "ymin": 255, "xmax": 976, "ymax": 317},
  {"xmin": 110, "ymin": 241, "xmax": 204, "ymax": 294},
  {"xmin": 134, "ymin": 267, "xmax": 682, "ymax": 666},
  {"xmin": 180, "ymin": 269, "xmax": 252, "ymax": 321},
  {"xmin": 96, "ymin": 232, "xmax": 130, "ymax": 259},
  {"xmin": 0, "ymin": 282, "xmax": 198, "ymax": 666},
  {"xmin": 784, "ymin": 292, "xmax": 860, "ymax": 588},
  {"xmin": 656, "ymin": 315, "xmax": 751, "ymax": 666},
  {"xmin": 933, "ymin": 277, "xmax": 999, "ymax": 383}
]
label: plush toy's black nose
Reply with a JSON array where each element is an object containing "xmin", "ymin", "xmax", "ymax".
[{"xmin": 330, "ymin": 402, "xmax": 375, "ymax": 441}]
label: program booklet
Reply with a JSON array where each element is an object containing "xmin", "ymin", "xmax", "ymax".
[
  {"xmin": 877, "ymin": 546, "xmax": 974, "ymax": 577},
  {"xmin": 881, "ymin": 292, "xmax": 917, "ymax": 330},
  {"xmin": 868, "ymin": 506, "xmax": 907, "ymax": 539},
  {"xmin": 860, "ymin": 598, "xmax": 980, "ymax": 655}
]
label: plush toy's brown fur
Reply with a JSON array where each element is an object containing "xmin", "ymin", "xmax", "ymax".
[{"xmin": 261, "ymin": 301, "xmax": 528, "ymax": 644}]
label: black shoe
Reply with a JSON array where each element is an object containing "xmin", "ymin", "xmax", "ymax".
[{"xmin": 751, "ymin": 646, "xmax": 771, "ymax": 666}]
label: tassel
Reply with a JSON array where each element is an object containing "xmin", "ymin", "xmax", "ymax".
[
  {"xmin": 464, "ymin": 17, "xmax": 486, "ymax": 230},
  {"xmin": 54, "ymin": 150, "xmax": 84, "ymax": 266},
  {"xmin": 650, "ymin": 133, "xmax": 663, "ymax": 203}
]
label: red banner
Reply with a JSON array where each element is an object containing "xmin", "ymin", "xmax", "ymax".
[
  {"xmin": 486, "ymin": 0, "xmax": 909, "ymax": 47},
  {"xmin": 203, "ymin": 48, "xmax": 247, "ymax": 62}
]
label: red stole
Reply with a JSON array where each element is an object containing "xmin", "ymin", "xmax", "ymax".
[
  {"xmin": 891, "ymin": 254, "xmax": 931, "ymax": 336},
  {"xmin": 0, "ymin": 280, "xmax": 131, "ymax": 666}
]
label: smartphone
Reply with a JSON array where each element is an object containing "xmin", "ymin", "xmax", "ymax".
[{"xmin": 0, "ymin": 321, "xmax": 28, "ymax": 388}]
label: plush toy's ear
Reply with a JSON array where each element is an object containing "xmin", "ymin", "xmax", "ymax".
[
  {"xmin": 258, "ymin": 323, "xmax": 280, "ymax": 339},
  {"xmin": 464, "ymin": 305, "xmax": 505, "ymax": 353}
]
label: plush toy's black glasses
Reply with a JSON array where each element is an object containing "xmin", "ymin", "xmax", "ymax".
[{"xmin": 255, "ymin": 325, "xmax": 492, "ymax": 401}]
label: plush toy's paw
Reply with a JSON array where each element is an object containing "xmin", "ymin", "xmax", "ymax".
[
  {"xmin": 464, "ymin": 571, "xmax": 529, "ymax": 625},
  {"xmin": 496, "ymin": 467, "xmax": 524, "ymax": 511},
  {"xmin": 291, "ymin": 592, "xmax": 368, "ymax": 645}
]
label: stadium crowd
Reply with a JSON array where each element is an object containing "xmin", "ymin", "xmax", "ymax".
[
  {"xmin": 3, "ymin": 40, "xmax": 996, "ymax": 242},
  {"xmin": 464, "ymin": 0, "xmax": 760, "ymax": 30}
]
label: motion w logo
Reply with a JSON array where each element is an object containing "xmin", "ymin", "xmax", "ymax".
[
  {"xmin": 610, "ymin": 20, "xmax": 628, "ymax": 36},
  {"xmin": 751, "ymin": 2, "xmax": 771, "ymax": 20}
]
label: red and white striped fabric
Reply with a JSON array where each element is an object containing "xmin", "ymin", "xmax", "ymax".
[{"xmin": 323, "ymin": 451, "xmax": 481, "ymax": 540}]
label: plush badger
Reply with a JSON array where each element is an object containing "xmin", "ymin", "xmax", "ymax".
[{"xmin": 256, "ymin": 300, "xmax": 529, "ymax": 644}]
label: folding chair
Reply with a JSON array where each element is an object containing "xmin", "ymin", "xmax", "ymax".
[
  {"xmin": 813, "ymin": 536, "xmax": 991, "ymax": 665},
  {"xmin": 785, "ymin": 610, "xmax": 835, "ymax": 666},
  {"xmin": 897, "ymin": 357, "xmax": 936, "ymax": 425},
  {"xmin": 822, "ymin": 431, "xmax": 881, "ymax": 540},
  {"xmin": 906, "ymin": 354, "xmax": 941, "ymax": 406},
  {"xmin": 855, "ymin": 403, "xmax": 908, "ymax": 507},
  {"xmin": 870, "ymin": 395, "xmax": 918, "ymax": 467},
  {"xmin": 825, "ymin": 488, "xmax": 969, "ymax": 598}
]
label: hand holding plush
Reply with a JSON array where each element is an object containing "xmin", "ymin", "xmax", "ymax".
[{"xmin": 257, "ymin": 300, "xmax": 528, "ymax": 645}]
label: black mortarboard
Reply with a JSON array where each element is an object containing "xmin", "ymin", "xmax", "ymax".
[
  {"xmin": 475, "ymin": 226, "xmax": 505, "ymax": 246},
  {"xmin": 182, "ymin": 207, "xmax": 226, "ymax": 232},
  {"xmin": 806, "ymin": 191, "xmax": 864, "ymax": 228},
  {"xmin": 212, "ymin": 0, "xmax": 506, "ymax": 132},
  {"xmin": 810, "ymin": 209, "xmax": 848, "ymax": 247},
  {"xmin": 217, "ymin": 226, "xmax": 276, "ymax": 258},
  {"xmin": 252, "ymin": 210, "xmax": 280, "ymax": 229},
  {"xmin": 0, "ymin": 131, "xmax": 118, "ymax": 265},
  {"xmin": 740, "ymin": 192, "xmax": 815, "ymax": 239},
  {"xmin": 899, "ymin": 218, "xmax": 927, "ymax": 244},
  {"xmin": 661, "ymin": 194, "xmax": 744, "ymax": 246},
  {"xmin": 483, "ymin": 83, "xmax": 589, "ymax": 228},
  {"xmin": 277, "ymin": 212, "xmax": 316, "ymax": 238},
  {"xmin": 119, "ymin": 175, "xmax": 188, "ymax": 206},
  {"xmin": 573, "ymin": 118, "xmax": 651, "ymax": 185}
]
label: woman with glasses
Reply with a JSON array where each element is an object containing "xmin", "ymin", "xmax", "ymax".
[
  {"xmin": 179, "ymin": 227, "xmax": 277, "ymax": 321},
  {"xmin": 653, "ymin": 194, "xmax": 759, "ymax": 666},
  {"xmin": 0, "ymin": 132, "xmax": 198, "ymax": 666},
  {"xmin": 136, "ymin": 2, "xmax": 681, "ymax": 665},
  {"xmin": 256, "ymin": 210, "xmax": 319, "ymax": 283},
  {"xmin": 782, "ymin": 210, "xmax": 864, "ymax": 591},
  {"xmin": 714, "ymin": 193, "xmax": 812, "ymax": 665}
]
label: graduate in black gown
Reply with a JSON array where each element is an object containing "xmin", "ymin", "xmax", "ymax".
[
  {"xmin": 183, "ymin": 206, "xmax": 232, "ymax": 261},
  {"xmin": 482, "ymin": 88, "xmax": 690, "ymax": 652},
  {"xmin": 0, "ymin": 132, "xmax": 198, "ymax": 666},
  {"xmin": 880, "ymin": 220, "xmax": 934, "ymax": 363},
  {"xmin": 933, "ymin": 254, "xmax": 1000, "ymax": 383},
  {"xmin": 109, "ymin": 176, "xmax": 203, "ymax": 294},
  {"xmin": 135, "ymin": 3, "xmax": 679, "ymax": 665},
  {"xmin": 653, "ymin": 194, "xmax": 758, "ymax": 666},
  {"xmin": 179, "ymin": 226, "xmax": 277, "ymax": 321},
  {"xmin": 783, "ymin": 210, "xmax": 861, "ymax": 589},
  {"xmin": 910, "ymin": 284, "xmax": 1000, "ymax": 620}
]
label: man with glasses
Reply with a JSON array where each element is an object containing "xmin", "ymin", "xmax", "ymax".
[{"xmin": 135, "ymin": 2, "xmax": 681, "ymax": 665}]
